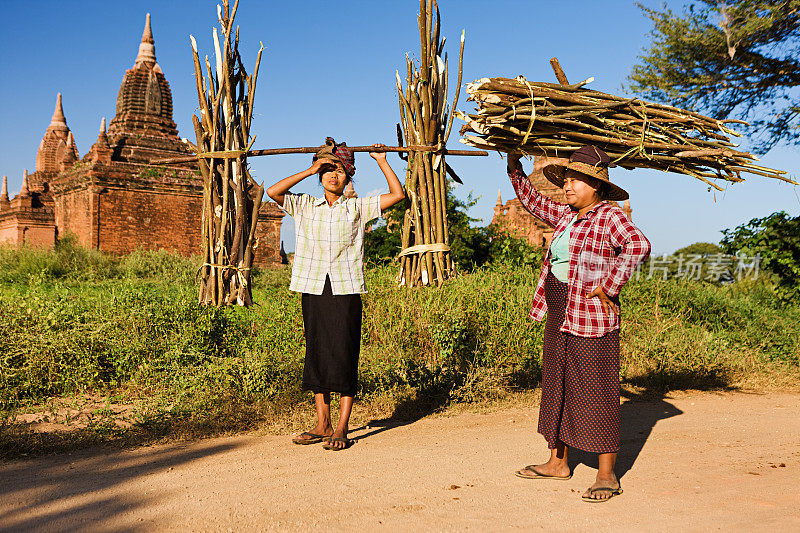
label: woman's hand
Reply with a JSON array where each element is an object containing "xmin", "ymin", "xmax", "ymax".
[
  {"xmin": 309, "ymin": 157, "xmax": 330, "ymax": 174},
  {"xmin": 587, "ymin": 286, "xmax": 619, "ymax": 315},
  {"xmin": 373, "ymin": 144, "xmax": 404, "ymax": 210},
  {"xmin": 369, "ymin": 144, "xmax": 388, "ymax": 162},
  {"xmin": 267, "ymin": 160, "xmax": 326, "ymax": 205},
  {"xmin": 507, "ymin": 152, "xmax": 523, "ymax": 173}
]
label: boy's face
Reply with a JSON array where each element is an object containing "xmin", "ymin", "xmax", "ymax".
[{"xmin": 319, "ymin": 160, "xmax": 349, "ymax": 195}]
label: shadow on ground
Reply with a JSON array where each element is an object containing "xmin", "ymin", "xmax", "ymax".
[
  {"xmin": 350, "ymin": 381, "xmax": 454, "ymax": 443},
  {"xmin": 2, "ymin": 364, "xmax": 739, "ymax": 462},
  {"xmin": 568, "ymin": 370, "xmax": 735, "ymax": 480},
  {"xmin": 0, "ymin": 399, "xmax": 269, "ymax": 461},
  {"xmin": 0, "ymin": 440, "xmax": 245, "ymax": 532}
]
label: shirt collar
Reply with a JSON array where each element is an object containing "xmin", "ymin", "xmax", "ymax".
[
  {"xmin": 572, "ymin": 200, "xmax": 607, "ymax": 220},
  {"xmin": 314, "ymin": 195, "xmax": 349, "ymax": 210}
]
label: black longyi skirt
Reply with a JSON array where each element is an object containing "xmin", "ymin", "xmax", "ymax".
[{"xmin": 301, "ymin": 276, "xmax": 362, "ymax": 397}]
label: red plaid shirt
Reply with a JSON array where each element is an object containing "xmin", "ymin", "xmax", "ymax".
[{"xmin": 509, "ymin": 168, "xmax": 651, "ymax": 337}]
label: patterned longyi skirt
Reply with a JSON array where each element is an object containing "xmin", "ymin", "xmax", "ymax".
[{"xmin": 537, "ymin": 271, "xmax": 621, "ymax": 454}]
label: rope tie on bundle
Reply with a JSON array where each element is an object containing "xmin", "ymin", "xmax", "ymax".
[
  {"xmin": 398, "ymin": 243, "xmax": 451, "ymax": 258},
  {"xmin": 516, "ymin": 76, "xmax": 537, "ymax": 148},
  {"xmin": 202, "ymin": 262, "xmax": 251, "ymax": 272}
]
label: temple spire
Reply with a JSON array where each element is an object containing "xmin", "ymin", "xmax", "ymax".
[
  {"xmin": 88, "ymin": 117, "xmax": 112, "ymax": 164},
  {"xmin": 134, "ymin": 13, "xmax": 157, "ymax": 66},
  {"xmin": 623, "ymin": 199, "xmax": 632, "ymax": 220},
  {"xmin": 1, "ymin": 175, "xmax": 8, "ymax": 203},
  {"xmin": 62, "ymin": 132, "xmax": 78, "ymax": 166},
  {"xmin": 98, "ymin": 117, "xmax": 109, "ymax": 146},
  {"xmin": 50, "ymin": 93, "xmax": 68, "ymax": 131},
  {"xmin": 20, "ymin": 170, "xmax": 30, "ymax": 197},
  {"xmin": 142, "ymin": 12, "xmax": 154, "ymax": 43},
  {"xmin": 496, "ymin": 188, "xmax": 502, "ymax": 206}
]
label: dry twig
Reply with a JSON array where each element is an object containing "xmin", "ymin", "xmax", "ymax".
[
  {"xmin": 457, "ymin": 73, "xmax": 794, "ymax": 190},
  {"xmin": 191, "ymin": 0, "xmax": 264, "ymax": 306},
  {"xmin": 396, "ymin": 0, "xmax": 466, "ymax": 287}
]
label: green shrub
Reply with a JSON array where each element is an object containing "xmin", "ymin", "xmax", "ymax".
[
  {"xmin": 0, "ymin": 235, "xmax": 200, "ymax": 285},
  {"xmin": 721, "ymin": 211, "xmax": 800, "ymax": 302},
  {"xmin": 0, "ymin": 245, "xmax": 798, "ymax": 438}
]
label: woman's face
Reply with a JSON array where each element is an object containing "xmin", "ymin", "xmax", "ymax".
[
  {"xmin": 562, "ymin": 169, "xmax": 600, "ymax": 210},
  {"xmin": 319, "ymin": 161, "xmax": 349, "ymax": 196}
]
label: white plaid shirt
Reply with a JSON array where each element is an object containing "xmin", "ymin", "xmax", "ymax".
[{"xmin": 281, "ymin": 193, "xmax": 381, "ymax": 295}]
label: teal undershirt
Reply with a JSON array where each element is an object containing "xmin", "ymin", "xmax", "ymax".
[{"xmin": 549, "ymin": 215, "xmax": 578, "ymax": 283}]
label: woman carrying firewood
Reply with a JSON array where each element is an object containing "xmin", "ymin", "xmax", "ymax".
[
  {"xmin": 507, "ymin": 146, "xmax": 650, "ymax": 502},
  {"xmin": 266, "ymin": 138, "xmax": 405, "ymax": 451}
]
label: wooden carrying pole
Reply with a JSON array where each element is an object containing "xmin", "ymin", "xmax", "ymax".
[
  {"xmin": 396, "ymin": 0, "xmax": 465, "ymax": 288},
  {"xmin": 150, "ymin": 145, "xmax": 487, "ymax": 165},
  {"xmin": 192, "ymin": 0, "xmax": 264, "ymax": 307}
]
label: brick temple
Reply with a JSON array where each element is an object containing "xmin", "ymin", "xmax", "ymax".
[
  {"xmin": 493, "ymin": 168, "xmax": 632, "ymax": 247},
  {"xmin": 0, "ymin": 14, "xmax": 284, "ymax": 266}
]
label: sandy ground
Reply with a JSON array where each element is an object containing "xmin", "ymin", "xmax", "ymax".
[{"xmin": 1, "ymin": 391, "xmax": 799, "ymax": 532}]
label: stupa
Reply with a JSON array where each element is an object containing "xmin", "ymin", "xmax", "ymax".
[{"xmin": 0, "ymin": 13, "xmax": 285, "ymax": 265}]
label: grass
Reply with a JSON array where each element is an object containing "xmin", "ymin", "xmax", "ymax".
[{"xmin": 0, "ymin": 241, "xmax": 798, "ymax": 458}]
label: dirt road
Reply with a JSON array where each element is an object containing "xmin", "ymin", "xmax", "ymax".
[{"xmin": 2, "ymin": 391, "xmax": 799, "ymax": 532}]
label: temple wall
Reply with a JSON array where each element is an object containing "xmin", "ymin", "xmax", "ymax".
[
  {"xmin": 96, "ymin": 187, "xmax": 202, "ymax": 256},
  {"xmin": 21, "ymin": 223, "xmax": 57, "ymax": 247},
  {"xmin": 253, "ymin": 204, "xmax": 285, "ymax": 266},
  {"xmin": 0, "ymin": 215, "xmax": 56, "ymax": 248},
  {"xmin": 0, "ymin": 217, "xmax": 19, "ymax": 244},
  {"xmin": 54, "ymin": 188, "xmax": 94, "ymax": 247}
]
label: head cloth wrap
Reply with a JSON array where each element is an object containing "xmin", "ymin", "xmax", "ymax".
[{"xmin": 313, "ymin": 137, "xmax": 355, "ymax": 177}]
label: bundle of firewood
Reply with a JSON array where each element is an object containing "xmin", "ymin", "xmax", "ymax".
[
  {"xmin": 457, "ymin": 76, "xmax": 793, "ymax": 189},
  {"xmin": 395, "ymin": 0, "xmax": 464, "ymax": 287},
  {"xmin": 191, "ymin": 0, "xmax": 264, "ymax": 306}
]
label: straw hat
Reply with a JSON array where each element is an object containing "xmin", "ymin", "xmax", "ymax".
[{"xmin": 542, "ymin": 145, "xmax": 629, "ymax": 201}]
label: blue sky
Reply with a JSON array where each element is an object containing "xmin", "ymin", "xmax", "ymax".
[{"xmin": 1, "ymin": 0, "xmax": 797, "ymax": 254}]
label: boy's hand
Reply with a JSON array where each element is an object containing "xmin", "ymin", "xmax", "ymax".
[{"xmin": 370, "ymin": 144, "xmax": 388, "ymax": 162}]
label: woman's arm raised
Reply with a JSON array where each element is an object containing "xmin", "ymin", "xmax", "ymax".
[
  {"xmin": 370, "ymin": 144, "xmax": 405, "ymax": 211},
  {"xmin": 266, "ymin": 158, "xmax": 327, "ymax": 207},
  {"xmin": 507, "ymin": 153, "xmax": 570, "ymax": 228}
]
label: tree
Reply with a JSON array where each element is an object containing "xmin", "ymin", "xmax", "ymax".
[
  {"xmin": 673, "ymin": 242, "xmax": 723, "ymax": 256},
  {"xmin": 445, "ymin": 192, "xmax": 493, "ymax": 271},
  {"xmin": 721, "ymin": 211, "xmax": 800, "ymax": 300},
  {"xmin": 364, "ymin": 189, "xmax": 492, "ymax": 271},
  {"xmin": 363, "ymin": 204, "xmax": 403, "ymax": 267},
  {"xmin": 486, "ymin": 227, "xmax": 543, "ymax": 268},
  {"xmin": 628, "ymin": 1, "xmax": 800, "ymax": 153}
]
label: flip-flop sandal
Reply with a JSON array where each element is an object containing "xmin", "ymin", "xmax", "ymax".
[
  {"xmin": 581, "ymin": 486, "xmax": 623, "ymax": 503},
  {"xmin": 515, "ymin": 465, "xmax": 572, "ymax": 480},
  {"xmin": 322, "ymin": 437, "xmax": 352, "ymax": 451},
  {"xmin": 292, "ymin": 432, "xmax": 329, "ymax": 445}
]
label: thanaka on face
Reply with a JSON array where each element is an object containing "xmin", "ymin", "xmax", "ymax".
[
  {"xmin": 319, "ymin": 161, "xmax": 349, "ymax": 198},
  {"xmin": 562, "ymin": 169, "xmax": 601, "ymax": 213}
]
